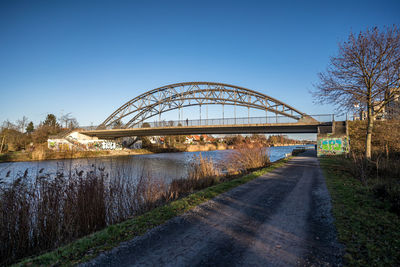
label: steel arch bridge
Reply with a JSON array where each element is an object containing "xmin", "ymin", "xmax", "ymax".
[{"xmin": 98, "ymin": 82, "xmax": 307, "ymax": 129}]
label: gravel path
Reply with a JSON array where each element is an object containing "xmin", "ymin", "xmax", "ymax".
[{"xmin": 83, "ymin": 150, "xmax": 343, "ymax": 267}]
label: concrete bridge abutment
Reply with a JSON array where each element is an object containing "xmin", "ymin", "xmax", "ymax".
[{"xmin": 317, "ymin": 121, "xmax": 349, "ymax": 156}]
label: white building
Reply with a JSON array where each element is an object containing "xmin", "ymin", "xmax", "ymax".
[{"xmin": 48, "ymin": 130, "xmax": 121, "ymax": 151}]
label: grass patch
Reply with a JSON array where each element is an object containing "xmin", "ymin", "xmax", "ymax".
[
  {"xmin": 15, "ymin": 157, "xmax": 289, "ymax": 266},
  {"xmin": 319, "ymin": 157, "xmax": 400, "ymax": 266}
]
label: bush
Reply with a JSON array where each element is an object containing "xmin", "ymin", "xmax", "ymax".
[
  {"xmin": 348, "ymin": 120, "xmax": 400, "ymax": 156},
  {"xmin": 1, "ymin": 143, "xmax": 271, "ymax": 265},
  {"xmin": 371, "ymin": 180, "xmax": 400, "ymax": 215},
  {"xmin": 0, "ymin": 167, "xmax": 167, "ymax": 265},
  {"xmin": 168, "ymin": 154, "xmax": 221, "ymax": 199},
  {"xmin": 224, "ymin": 143, "xmax": 270, "ymax": 174},
  {"xmin": 335, "ymin": 152, "xmax": 400, "ymax": 215}
]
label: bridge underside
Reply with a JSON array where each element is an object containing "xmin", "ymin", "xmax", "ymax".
[{"xmin": 81, "ymin": 122, "xmax": 332, "ymax": 139}]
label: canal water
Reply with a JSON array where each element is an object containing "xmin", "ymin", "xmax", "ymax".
[{"xmin": 0, "ymin": 145, "xmax": 313, "ymax": 183}]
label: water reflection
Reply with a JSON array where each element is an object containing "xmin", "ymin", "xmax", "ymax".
[{"xmin": 0, "ymin": 145, "xmax": 313, "ymax": 183}]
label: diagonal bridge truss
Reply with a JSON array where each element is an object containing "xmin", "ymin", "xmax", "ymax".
[{"xmin": 98, "ymin": 82, "xmax": 308, "ymax": 129}]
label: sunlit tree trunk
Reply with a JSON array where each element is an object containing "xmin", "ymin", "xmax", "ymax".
[
  {"xmin": 365, "ymin": 89, "xmax": 374, "ymax": 159},
  {"xmin": 365, "ymin": 113, "xmax": 374, "ymax": 159}
]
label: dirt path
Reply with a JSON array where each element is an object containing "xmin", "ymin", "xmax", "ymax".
[{"xmin": 83, "ymin": 150, "xmax": 343, "ymax": 266}]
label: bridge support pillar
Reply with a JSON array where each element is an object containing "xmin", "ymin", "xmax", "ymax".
[{"xmin": 317, "ymin": 121, "xmax": 349, "ymax": 157}]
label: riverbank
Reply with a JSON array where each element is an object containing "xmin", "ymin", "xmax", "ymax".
[
  {"xmin": 0, "ymin": 143, "xmax": 308, "ymax": 163},
  {"xmin": 0, "ymin": 146, "xmax": 212, "ymax": 163},
  {"xmin": 0, "ymin": 149, "xmax": 153, "ymax": 163},
  {"xmin": 13, "ymin": 155, "xmax": 292, "ymax": 266}
]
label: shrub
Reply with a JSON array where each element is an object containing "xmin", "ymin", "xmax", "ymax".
[
  {"xmin": 1, "ymin": 143, "xmax": 271, "ymax": 265},
  {"xmin": 168, "ymin": 154, "xmax": 220, "ymax": 199},
  {"xmin": 371, "ymin": 180, "xmax": 400, "ymax": 214},
  {"xmin": 0, "ymin": 167, "xmax": 166, "ymax": 265},
  {"xmin": 336, "ymin": 152, "xmax": 400, "ymax": 215},
  {"xmin": 224, "ymin": 142, "xmax": 270, "ymax": 174}
]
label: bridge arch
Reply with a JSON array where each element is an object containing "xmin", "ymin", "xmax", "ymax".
[{"xmin": 99, "ymin": 82, "xmax": 307, "ymax": 129}]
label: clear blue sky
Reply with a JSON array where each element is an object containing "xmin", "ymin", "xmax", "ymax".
[{"xmin": 1, "ymin": 0, "xmax": 399, "ymax": 128}]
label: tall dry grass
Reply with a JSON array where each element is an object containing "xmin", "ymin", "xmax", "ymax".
[
  {"xmin": 1, "ymin": 142, "xmax": 271, "ymax": 265},
  {"xmin": 345, "ymin": 119, "xmax": 400, "ymax": 214},
  {"xmin": 0, "ymin": 167, "xmax": 167, "ymax": 265},
  {"xmin": 168, "ymin": 143, "xmax": 270, "ymax": 199},
  {"xmin": 168, "ymin": 154, "xmax": 221, "ymax": 199},
  {"xmin": 224, "ymin": 143, "xmax": 270, "ymax": 174},
  {"xmin": 345, "ymin": 152, "xmax": 400, "ymax": 185},
  {"xmin": 337, "ymin": 152, "xmax": 400, "ymax": 215}
]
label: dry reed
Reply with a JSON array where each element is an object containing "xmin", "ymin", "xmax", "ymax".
[
  {"xmin": 168, "ymin": 154, "xmax": 221, "ymax": 199},
  {"xmin": 0, "ymin": 166, "xmax": 167, "ymax": 265},
  {"xmin": 1, "ymin": 143, "xmax": 271, "ymax": 265},
  {"xmin": 336, "ymin": 152, "xmax": 400, "ymax": 214},
  {"xmin": 224, "ymin": 143, "xmax": 270, "ymax": 174}
]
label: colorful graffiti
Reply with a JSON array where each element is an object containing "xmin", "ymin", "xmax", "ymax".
[
  {"xmin": 48, "ymin": 138, "xmax": 121, "ymax": 151},
  {"xmin": 317, "ymin": 137, "xmax": 349, "ymax": 156}
]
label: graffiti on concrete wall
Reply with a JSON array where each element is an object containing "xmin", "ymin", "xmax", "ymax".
[
  {"xmin": 317, "ymin": 137, "xmax": 349, "ymax": 156},
  {"xmin": 48, "ymin": 138, "xmax": 121, "ymax": 151}
]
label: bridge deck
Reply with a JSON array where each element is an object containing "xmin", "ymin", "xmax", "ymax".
[{"xmin": 80, "ymin": 122, "xmax": 332, "ymax": 139}]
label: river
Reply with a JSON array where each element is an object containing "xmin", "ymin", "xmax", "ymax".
[{"xmin": 0, "ymin": 145, "xmax": 313, "ymax": 183}]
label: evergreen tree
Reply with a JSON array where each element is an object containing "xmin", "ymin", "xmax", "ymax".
[{"xmin": 26, "ymin": 121, "xmax": 34, "ymax": 133}]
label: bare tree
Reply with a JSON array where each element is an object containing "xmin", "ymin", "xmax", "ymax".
[
  {"xmin": 1, "ymin": 121, "xmax": 15, "ymax": 153},
  {"xmin": 2, "ymin": 120, "xmax": 17, "ymax": 131},
  {"xmin": 58, "ymin": 112, "xmax": 79, "ymax": 129},
  {"xmin": 314, "ymin": 26, "xmax": 400, "ymax": 159},
  {"xmin": 0, "ymin": 120, "xmax": 29, "ymax": 152},
  {"xmin": 17, "ymin": 116, "xmax": 29, "ymax": 133},
  {"xmin": 60, "ymin": 112, "xmax": 72, "ymax": 128},
  {"xmin": 67, "ymin": 118, "xmax": 79, "ymax": 129}
]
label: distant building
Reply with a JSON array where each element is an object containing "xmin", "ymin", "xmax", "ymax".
[
  {"xmin": 184, "ymin": 136, "xmax": 194, "ymax": 144},
  {"xmin": 183, "ymin": 135, "xmax": 214, "ymax": 144},
  {"xmin": 201, "ymin": 134, "xmax": 215, "ymax": 143},
  {"xmin": 48, "ymin": 130, "xmax": 121, "ymax": 151},
  {"xmin": 353, "ymin": 89, "xmax": 400, "ymax": 121},
  {"xmin": 184, "ymin": 135, "xmax": 200, "ymax": 144},
  {"xmin": 386, "ymin": 89, "xmax": 400, "ymax": 119}
]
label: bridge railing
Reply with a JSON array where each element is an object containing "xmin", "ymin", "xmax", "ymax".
[
  {"xmin": 80, "ymin": 114, "xmax": 334, "ymax": 130},
  {"xmin": 141, "ymin": 114, "xmax": 334, "ymax": 128}
]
